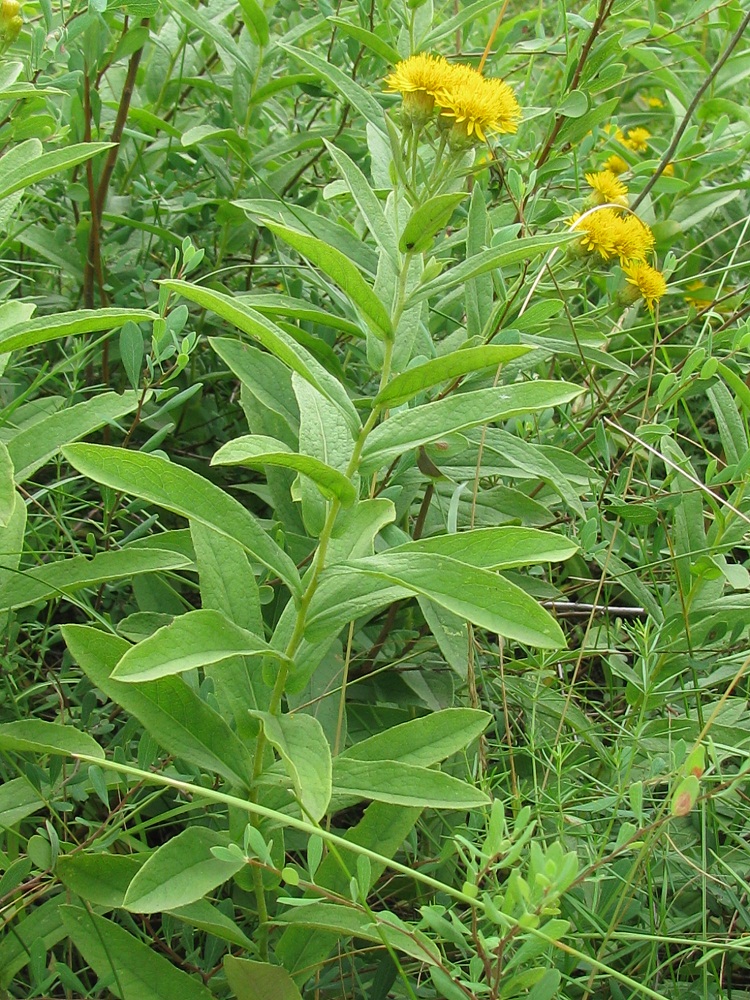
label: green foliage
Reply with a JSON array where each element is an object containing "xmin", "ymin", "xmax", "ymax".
[{"xmin": 3, "ymin": 0, "xmax": 750, "ymax": 997}]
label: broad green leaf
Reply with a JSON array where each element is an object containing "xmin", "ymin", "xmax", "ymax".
[
  {"xmin": 0, "ymin": 308, "xmax": 157, "ymax": 354},
  {"xmin": 341, "ymin": 708, "xmax": 491, "ymax": 766},
  {"xmin": 0, "ymin": 492, "xmax": 26, "ymax": 601},
  {"xmin": 57, "ymin": 854, "xmax": 144, "ymax": 907},
  {"xmin": 237, "ymin": 0, "xmax": 268, "ymax": 45},
  {"xmin": 361, "ymin": 382, "xmax": 583, "ymax": 469},
  {"xmin": 324, "ymin": 140, "xmax": 399, "ymax": 266},
  {"xmin": 332, "ymin": 758, "xmax": 489, "ymax": 808},
  {"xmin": 399, "ymin": 192, "xmax": 467, "ymax": 254},
  {"xmin": 391, "ymin": 526, "xmax": 578, "ymax": 569},
  {"xmin": 411, "ymin": 233, "xmax": 577, "ymax": 304},
  {"xmin": 0, "ymin": 720, "xmax": 104, "ymax": 759},
  {"xmin": 252, "ymin": 711, "xmax": 332, "ymax": 822},
  {"xmin": 557, "ymin": 89, "xmax": 588, "ymax": 117},
  {"xmin": 0, "ymin": 546, "xmax": 192, "ymax": 611},
  {"xmin": 163, "ymin": 280, "xmax": 359, "ymax": 432},
  {"xmin": 111, "ymin": 609, "xmax": 281, "ymax": 682},
  {"xmin": 0, "ymin": 442, "xmax": 14, "ymax": 526},
  {"xmin": 375, "ymin": 345, "xmax": 534, "ymax": 407},
  {"xmin": 0, "ymin": 142, "xmax": 113, "ymax": 202},
  {"xmin": 62, "ymin": 626, "xmax": 255, "ymax": 788},
  {"xmin": 344, "ymin": 552, "xmax": 566, "ymax": 648},
  {"xmin": 275, "ymin": 904, "xmax": 441, "ymax": 966},
  {"xmin": 124, "ymin": 827, "xmax": 244, "ymax": 912},
  {"xmin": 8, "ymin": 390, "xmax": 144, "ymax": 483},
  {"xmin": 62, "ymin": 444, "xmax": 302, "ymax": 597},
  {"xmin": 235, "ymin": 199, "xmax": 377, "ymax": 276},
  {"xmin": 279, "ymin": 43, "xmax": 386, "ymax": 134},
  {"xmin": 120, "ymin": 323, "xmax": 144, "ymax": 390},
  {"xmin": 266, "ymin": 222, "xmax": 393, "ymax": 342},
  {"xmin": 212, "ymin": 434, "xmax": 356, "ymax": 505},
  {"xmin": 224, "ymin": 956, "xmax": 303, "ymax": 1000},
  {"xmin": 61, "ymin": 906, "xmax": 213, "ymax": 1000}
]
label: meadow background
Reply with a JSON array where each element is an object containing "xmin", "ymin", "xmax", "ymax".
[{"xmin": 1, "ymin": 0, "xmax": 750, "ymax": 997}]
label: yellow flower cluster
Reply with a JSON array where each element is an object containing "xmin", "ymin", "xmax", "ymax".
[
  {"xmin": 569, "ymin": 171, "xmax": 666, "ymax": 311},
  {"xmin": 385, "ymin": 53, "xmax": 521, "ymax": 145},
  {"xmin": 0, "ymin": 0, "xmax": 22, "ymax": 48}
]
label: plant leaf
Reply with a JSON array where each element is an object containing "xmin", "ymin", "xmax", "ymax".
[
  {"xmin": 111, "ymin": 609, "xmax": 282, "ymax": 682},
  {"xmin": 62, "ymin": 626, "xmax": 255, "ymax": 788},
  {"xmin": 123, "ymin": 827, "xmax": 244, "ymax": 913},
  {"xmin": 163, "ymin": 280, "xmax": 360, "ymax": 432},
  {"xmin": 266, "ymin": 222, "xmax": 393, "ymax": 341},
  {"xmin": 212, "ymin": 434, "xmax": 356, "ymax": 505},
  {"xmin": 362, "ymin": 382, "xmax": 583, "ymax": 468},
  {"xmin": 332, "ymin": 758, "xmax": 490, "ymax": 808},
  {"xmin": 61, "ymin": 444, "xmax": 302, "ymax": 597},
  {"xmin": 251, "ymin": 711, "xmax": 332, "ymax": 822},
  {"xmin": 60, "ymin": 906, "xmax": 213, "ymax": 1000},
  {"xmin": 0, "ymin": 720, "xmax": 105, "ymax": 759},
  {"xmin": 375, "ymin": 345, "xmax": 534, "ymax": 407}
]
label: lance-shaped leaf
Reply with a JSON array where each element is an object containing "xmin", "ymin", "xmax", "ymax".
[
  {"xmin": 0, "ymin": 720, "xmax": 104, "ymax": 760},
  {"xmin": 362, "ymin": 381, "xmax": 583, "ymax": 468},
  {"xmin": 62, "ymin": 444, "xmax": 301, "ymax": 597},
  {"xmin": 60, "ymin": 906, "xmax": 213, "ymax": 1000},
  {"xmin": 399, "ymin": 192, "xmax": 467, "ymax": 254},
  {"xmin": 0, "ymin": 547, "xmax": 192, "ymax": 612},
  {"xmin": 0, "ymin": 308, "xmax": 156, "ymax": 354},
  {"xmin": 0, "ymin": 141, "xmax": 113, "ymax": 202},
  {"xmin": 251, "ymin": 711, "xmax": 332, "ymax": 822},
  {"xmin": 9, "ymin": 390, "xmax": 146, "ymax": 483},
  {"xmin": 324, "ymin": 141, "xmax": 399, "ymax": 266},
  {"xmin": 340, "ymin": 708, "xmax": 491, "ymax": 766},
  {"xmin": 375, "ymin": 345, "xmax": 534, "ymax": 407},
  {"xmin": 332, "ymin": 758, "xmax": 490, "ymax": 809},
  {"xmin": 123, "ymin": 827, "xmax": 245, "ymax": 913},
  {"xmin": 225, "ymin": 957, "xmax": 303, "ymax": 1000},
  {"xmin": 62, "ymin": 625, "xmax": 255, "ymax": 788},
  {"xmin": 279, "ymin": 43, "xmax": 386, "ymax": 134},
  {"xmin": 0, "ymin": 443, "xmax": 13, "ymax": 527},
  {"xmin": 266, "ymin": 222, "xmax": 393, "ymax": 342},
  {"xmin": 390, "ymin": 526, "xmax": 578, "ymax": 569},
  {"xmin": 337, "ymin": 552, "xmax": 566, "ymax": 648},
  {"xmin": 212, "ymin": 435, "xmax": 356, "ymax": 506},
  {"xmin": 111, "ymin": 609, "xmax": 284, "ymax": 682},
  {"xmin": 410, "ymin": 232, "xmax": 578, "ymax": 304},
  {"xmin": 162, "ymin": 280, "xmax": 359, "ymax": 432}
]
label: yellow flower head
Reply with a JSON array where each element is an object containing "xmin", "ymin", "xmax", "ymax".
[
  {"xmin": 662, "ymin": 162, "xmax": 675, "ymax": 176},
  {"xmin": 569, "ymin": 208, "xmax": 623, "ymax": 260},
  {"xmin": 604, "ymin": 153, "xmax": 629, "ymax": 175},
  {"xmin": 622, "ymin": 261, "xmax": 667, "ymax": 311},
  {"xmin": 385, "ymin": 53, "xmax": 455, "ymax": 122},
  {"xmin": 585, "ymin": 169, "xmax": 629, "ymax": 207},
  {"xmin": 0, "ymin": 0, "xmax": 22, "ymax": 45},
  {"xmin": 610, "ymin": 215, "xmax": 655, "ymax": 264},
  {"xmin": 621, "ymin": 127, "xmax": 651, "ymax": 153},
  {"xmin": 437, "ymin": 68, "xmax": 521, "ymax": 144},
  {"xmin": 645, "ymin": 95, "xmax": 665, "ymax": 108}
]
